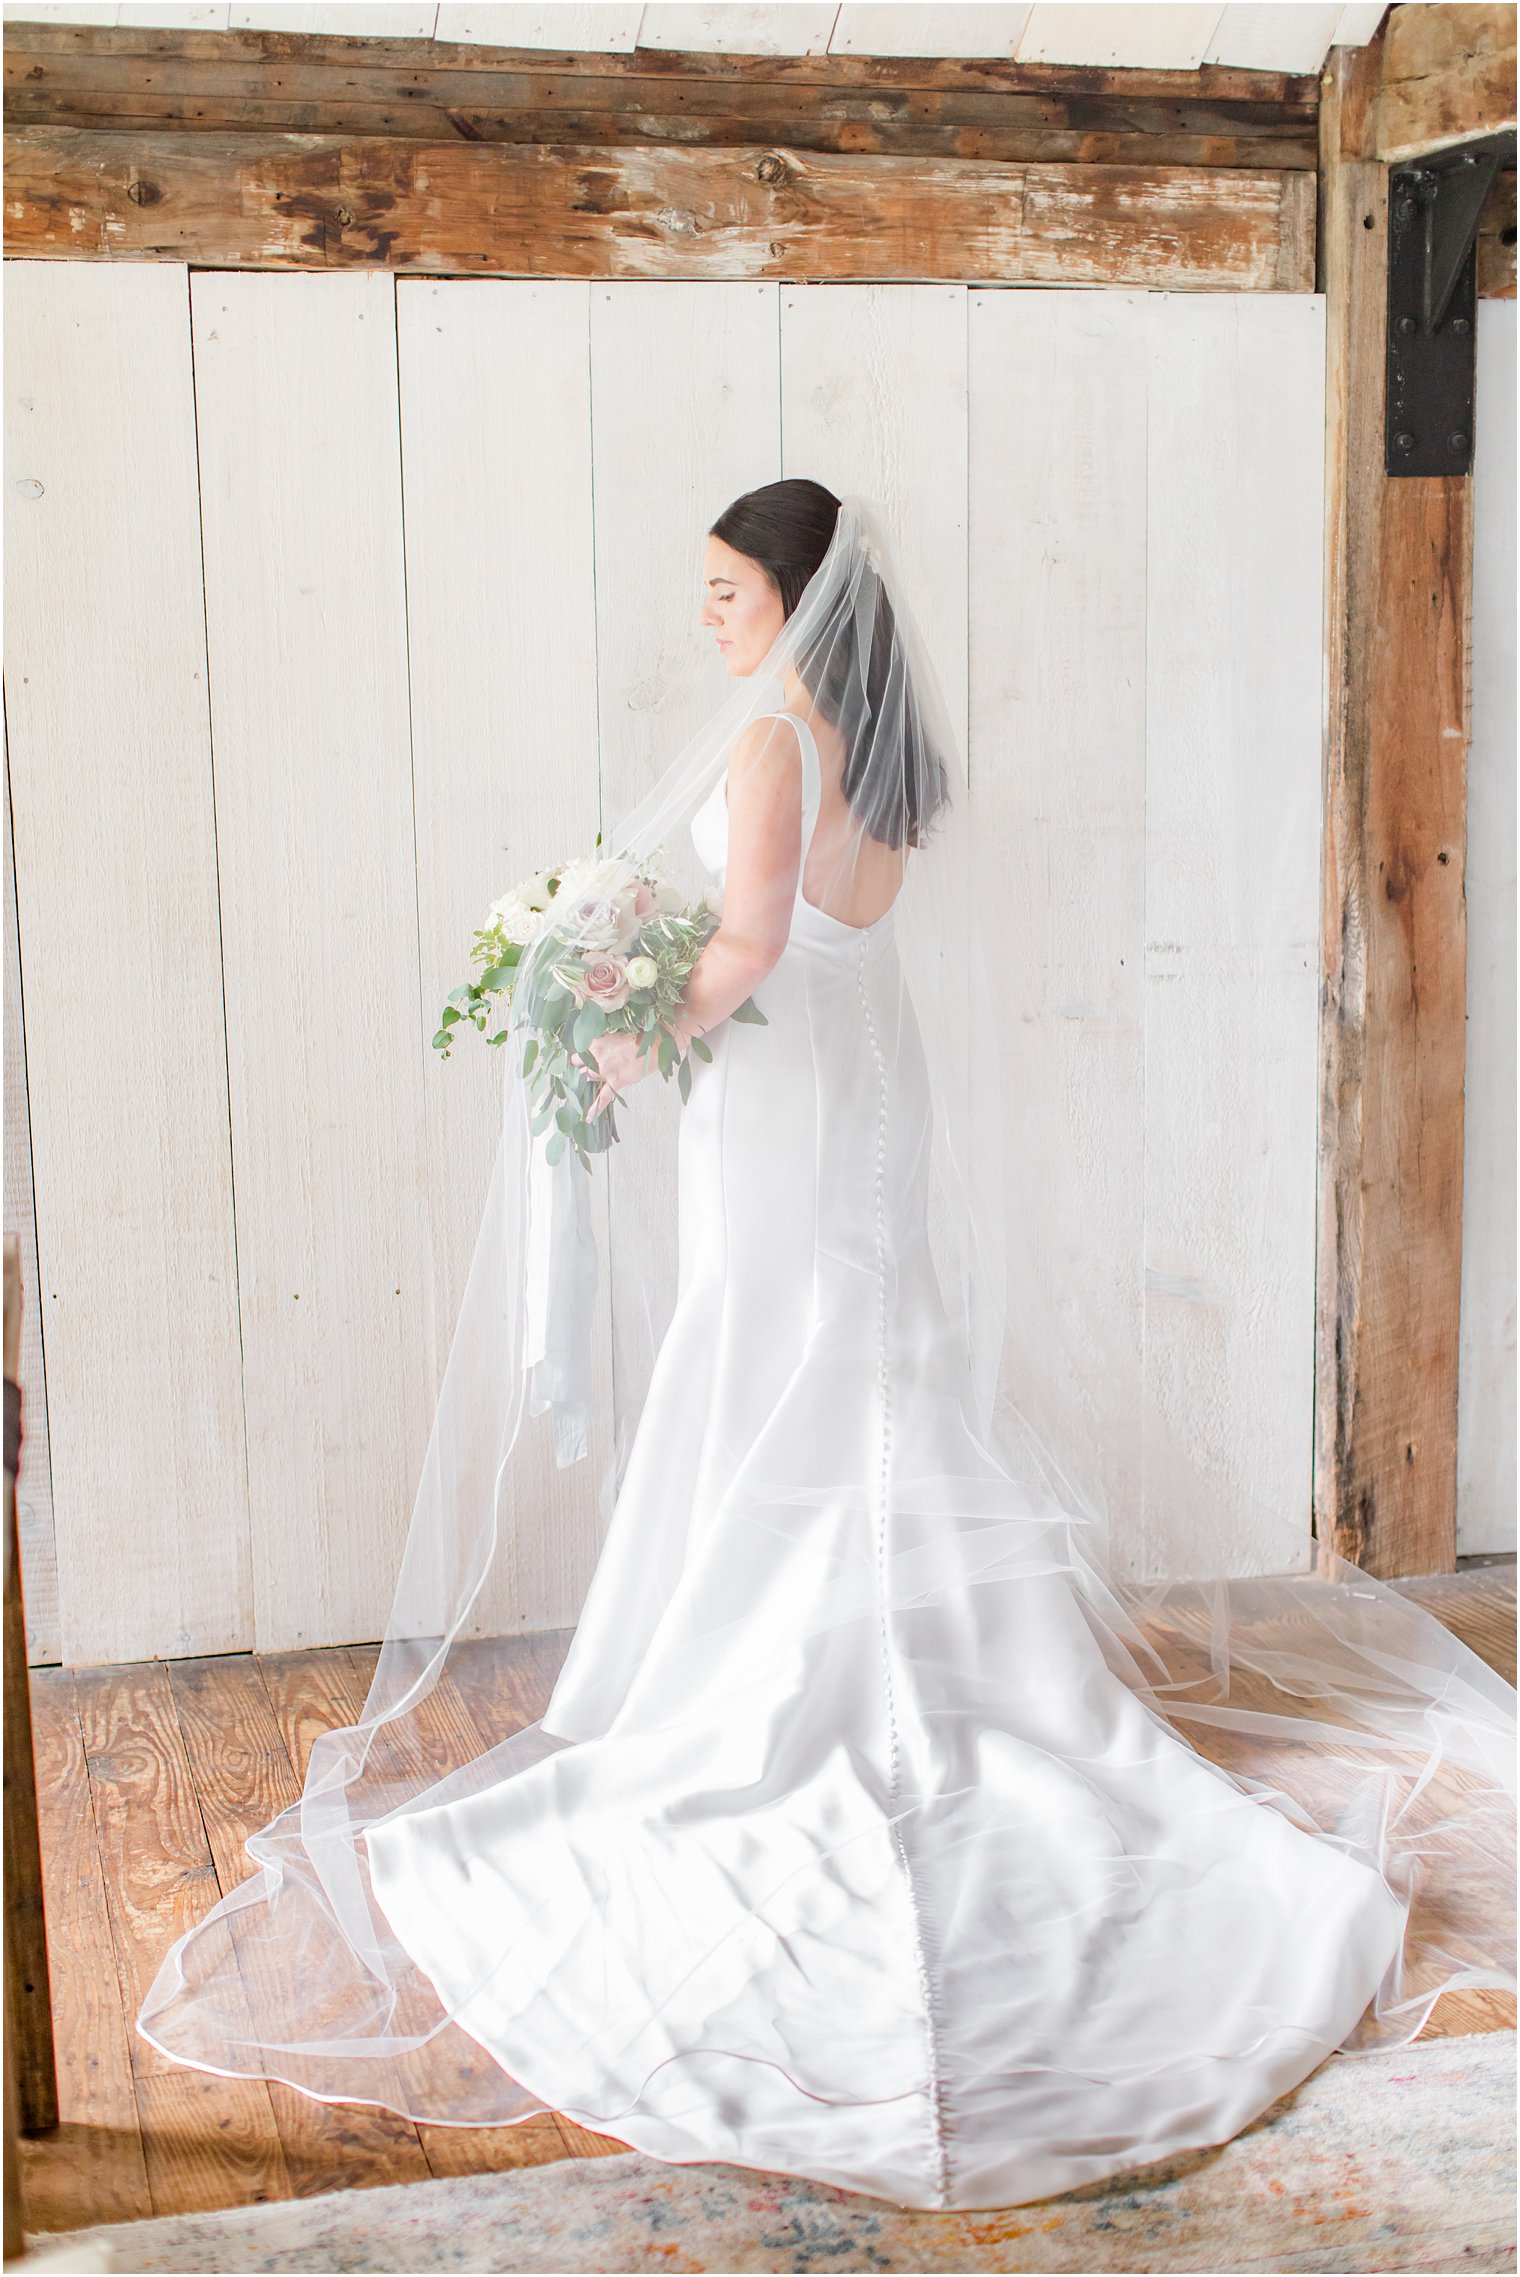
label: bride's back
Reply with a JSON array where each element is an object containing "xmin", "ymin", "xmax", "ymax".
[{"xmin": 797, "ymin": 708, "xmax": 909, "ymax": 932}]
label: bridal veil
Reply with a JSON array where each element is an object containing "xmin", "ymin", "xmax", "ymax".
[{"xmin": 137, "ymin": 493, "xmax": 1516, "ymax": 2123}]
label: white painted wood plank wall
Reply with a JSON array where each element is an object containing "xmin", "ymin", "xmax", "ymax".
[
  {"xmin": 6, "ymin": 267, "xmax": 1332, "ymax": 1659},
  {"xmin": 1458, "ymin": 302, "xmax": 1517, "ymax": 1558},
  {"xmin": 969, "ymin": 288, "xmax": 1150, "ymax": 1565},
  {"xmin": 1140, "ymin": 291, "xmax": 1323, "ymax": 1581},
  {"xmin": 394, "ymin": 276, "xmax": 613, "ymax": 1631},
  {"xmin": 4, "ymin": 261, "xmax": 251, "ymax": 1664}
]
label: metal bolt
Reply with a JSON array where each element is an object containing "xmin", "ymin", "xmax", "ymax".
[
  {"xmin": 1451, "ymin": 315, "xmax": 1470, "ymax": 334},
  {"xmin": 1394, "ymin": 432, "xmax": 1416, "ymax": 452},
  {"xmin": 1397, "ymin": 314, "xmax": 1417, "ymax": 334},
  {"xmin": 1449, "ymin": 432, "xmax": 1469, "ymax": 451}
]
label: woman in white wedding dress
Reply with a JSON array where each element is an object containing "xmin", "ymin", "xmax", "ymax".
[{"xmin": 137, "ymin": 484, "xmax": 1515, "ymax": 2214}]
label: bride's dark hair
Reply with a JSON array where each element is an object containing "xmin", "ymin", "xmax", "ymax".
[{"xmin": 709, "ymin": 477, "xmax": 950, "ymax": 850}]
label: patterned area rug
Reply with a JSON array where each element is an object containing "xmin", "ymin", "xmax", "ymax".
[{"xmin": 26, "ymin": 2032, "xmax": 1516, "ymax": 2274}]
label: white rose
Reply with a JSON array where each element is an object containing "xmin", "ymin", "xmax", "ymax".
[
  {"xmin": 554, "ymin": 855, "xmax": 638, "ymax": 907},
  {"xmin": 625, "ymin": 954, "xmax": 659, "ymax": 989},
  {"xmin": 488, "ymin": 891, "xmax": 544, "ymax": 945},
  {"xmin": 521, "ymin": 868, "xmax": 557, "ymax": 911}
]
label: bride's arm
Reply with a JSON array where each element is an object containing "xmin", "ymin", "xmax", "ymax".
[
  {"xmin": 670, "ymin": 716, "xmax": 803, "ymax": 1048},
  {"xmin": 588, "ymin": 719, "xmax": 801, "ymax": 1114}
]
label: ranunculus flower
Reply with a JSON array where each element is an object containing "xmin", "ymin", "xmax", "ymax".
[
  {"xmin": 624, "ymin": 954, "xmax": 659, "ymax": 989},
  {"xmin": 573, "ymin": 955, "xmax": 631, "ymax": 1011}
]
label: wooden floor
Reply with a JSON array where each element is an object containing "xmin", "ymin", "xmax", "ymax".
[{"xmin": 16, "ymin": 1563, "xmax": 1517, "ymax": 2240}]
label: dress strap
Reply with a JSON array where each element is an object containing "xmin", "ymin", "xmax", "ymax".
[{"xmin": 761, "ymin": 711, "xmax": 823, "ymax": 860}]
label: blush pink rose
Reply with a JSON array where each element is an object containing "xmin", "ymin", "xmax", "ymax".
[{"xmin": 573, "ymin": 955, "xmax": 631, "ymax": 1011}]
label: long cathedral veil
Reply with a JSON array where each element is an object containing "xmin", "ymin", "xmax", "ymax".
[{"xmin": 136, "ymin": 494, "xmax": 1515, "ymax": 2127}]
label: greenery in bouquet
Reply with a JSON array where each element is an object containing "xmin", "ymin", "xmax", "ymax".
[{"xmin": 433, "ymin": 847, "xmax": 766, "ymax": 1170}]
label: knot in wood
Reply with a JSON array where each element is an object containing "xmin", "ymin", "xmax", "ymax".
[
  {"xmin": 655, "ymin": 206, "xmax": 700, "ymax": 236},
  {"xmin": 756, "ymin": 153, "xmax": 789, "ymax": 186},
  {"xmin": 333, "ymin": 206, "xmax": 354, "ymax": 228},
  {"xmin": 126, "ymin": 178, "xmax": 162, "ymax": 208}
]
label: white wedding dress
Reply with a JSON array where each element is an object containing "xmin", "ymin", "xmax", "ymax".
[{"xmin": 361, "ymin": 710, "xmax": 1412, "ymax": 2212}]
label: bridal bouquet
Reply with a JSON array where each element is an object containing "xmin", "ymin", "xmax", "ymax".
[{"xmin": 434, "ymin": 848, "xmax": 766, "ymax": 1169}]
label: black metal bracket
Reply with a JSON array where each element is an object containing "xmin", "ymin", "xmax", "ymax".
[{"xmin": 1385, "ymin": 128, "xmax": 1516, "ymax": 477}]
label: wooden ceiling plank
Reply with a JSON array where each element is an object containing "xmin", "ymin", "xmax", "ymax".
[
  {"xmin": 434, "ymin": 2, "xmax": 643, "ymax": 48},
  {"xmin": 1204, "ymin": 2, "xmax": 1346, "ymax": 76},
  {"xmin": 1017, "ymin": 2, "xmax": 1225, "ymax": 72},
  {"xmin": 828, "ymin": 4, "xmax": 1030, "ymax": 60},
  {"xmin": 227, "ymin": 3, "xmax": 438, "ymax": 28},
  {"xmin": 635, "ymin": 3, "xmax": 841, "ymax": 57}
]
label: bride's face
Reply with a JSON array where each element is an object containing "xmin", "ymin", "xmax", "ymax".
[{"xmin": 699, "ymin": 536, "xmax": 786, "ymax": 676}]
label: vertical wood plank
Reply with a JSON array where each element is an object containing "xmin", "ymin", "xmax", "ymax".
[
  {"xmin": 2, "ymin": 260, "xmax": 249, "ymax": 1665},
  {"xmin": 779, "ymin": 283, "xmax": 969, "ymax": 761},
  {"xmin": 189, "ymin": 269, "xmax": 434, "ymax": 1652},
  {"xmin": 2, "ymin": 723, "xmax": 57, "ymax": 1664},
  {"xmin": 968, "ymin": 287, "xmax": 1149, "ymax": 1570},
  {"xmin": 1140, "ymin": 291, "xmax": 1324, "ymax": 1578},
  {"xmin": 590, "ymin": 281, "xmax": 782, "ymax": 1424},
  {"xmin": 396, "ymin": 276, "xmax": 611, "ymax": 1633},
  {"xmin": 1458, "ymin": 301, "xmax": 1517, "ymax": 1555}
]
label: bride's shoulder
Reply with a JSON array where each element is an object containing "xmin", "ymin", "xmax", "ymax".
[
  {"xmin": 728, "ymin": 712, "xmax": 805, "ymax": 775},
  {"xmin": 725, "ymin": 712, "xmax": 806, "ymax": 814}
]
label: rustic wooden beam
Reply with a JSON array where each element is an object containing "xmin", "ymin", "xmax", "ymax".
[
  {"xmin": 1314, "ymin": 29, "xmax": 1474, "ymax": 1578},
  {"xmin": 1, "ymin": 127, "xmax": 1315, "ymax": 287},
  {"xmin": 2, "ymin": 20, "xmax": 1320, "ymax": 171},
  {"xmin": 1378, "ymin": 0, "xmax": 1517, "ymax": 162},
  {"xmin": 1476, "ymin": 164, "xmax": 1517, "ymax": 293},
  {"xmin": 0, "ymin": 21, "xmax": 1322, "ymax": 106}
]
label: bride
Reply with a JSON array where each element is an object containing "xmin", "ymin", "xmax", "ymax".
[{"xmin": 137, "ymin": 482, "xmax": 1516, "ymax": 2213}]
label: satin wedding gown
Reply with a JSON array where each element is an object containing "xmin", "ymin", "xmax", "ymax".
[{"xmin": 361, "ymin": 709, "xmax": 1412, "ymax": 2213}]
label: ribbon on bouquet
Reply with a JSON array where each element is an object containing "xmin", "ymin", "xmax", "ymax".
[{"xmin": 522, "ymin": 1124, "xmax": 598, "ymax": 1467}]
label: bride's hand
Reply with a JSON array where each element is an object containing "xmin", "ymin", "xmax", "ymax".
[{"xmin": 588, "ymin": 1027, "xmax": 654, "ymax": 1119}]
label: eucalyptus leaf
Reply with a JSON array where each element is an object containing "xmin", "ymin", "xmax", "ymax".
[
  {"xmin": 690, "ymin": 1036, "xmax": 713, "ymax": 1062},
  {"xmin": 729, "ymin": 998, "xmax": 769, "ymax": 1025}
]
